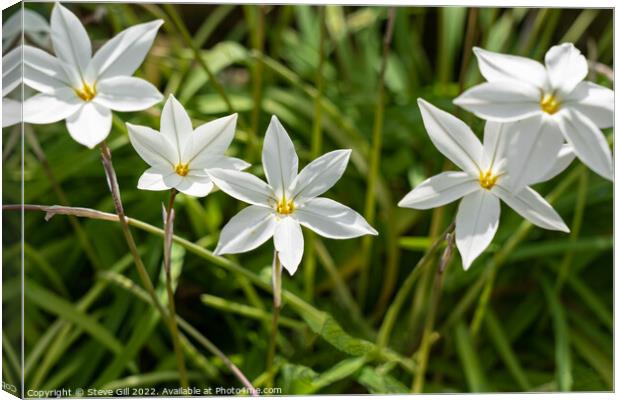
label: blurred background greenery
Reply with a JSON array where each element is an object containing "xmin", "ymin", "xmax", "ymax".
[{"xmin": 2, "ymin": 3, "xmax": 613, "ymax": 394}]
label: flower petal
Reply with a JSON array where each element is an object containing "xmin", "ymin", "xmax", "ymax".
[
  {"xmin": 194, "ymin": 154, "xmax": 250, "ymax": 171},
  {"xmin": 529, "ymin": 144, "xmax": 575, "ymax": 185},
  {"xmin": 3, "ymin": 47, "xmax": 21, "ymax": 96},
  {"xmin": 398, "ymin": 171, "xmax": 479, "ymax": 209},
  {"xmin": 184, "ymin": 114, "xmax": 238, "ymax": 167},
  {"xmin": 176, "ymin": 174, "xmax": 215, "ymax": 197},
  {"xmin": 417, "ymin": 99, "xmax": 483, "ymax": 175},
  {"xmin": 274, "ymin": 217, "xmax": 304, "ymax": 275},
  {"xmin": 214, "ymin": 205, "xmax": 276, "ymax": 255},
  {"xmin": 50, "ymin": 3, "xmax": 91, "ymax": 76},
  {"xmin": 454, "ymin": 81, "xmax": 541, "ymax": 122},
  {"xmin": 480, "ymin": 121, "xmax": 510, "ymax": 172},
  {"xmin": 295, "ymin": 197, "xmax": 378, "ymax": 239},
  {"xmin": 93, "ymin": 76, "xmax": 162, "ymax": 112},
  {"xmin": 493, "ymin": 185, "xmax": 569, "ymax": 232},
  {"xmin": 455, "ymin": 190, "xmax": 500, "ymax": 270},
  {"xmin": 66, "ymin": 102, "xmax": 112, "ymax": 149},
  {"xmin": 262, "ymin": 115, "xmax": 298, "ymax": 198},
  {"xmin": 127, "ymin": 122, "xmax": 177, "ymax": 168},
  {"xmin": 208, "ymin": 168, "xmax": 275, "ymax": 207},
  {"xmin": 545, "ymin": 43, "xmax": 588, "ymax": 97},
  {"xmin": 137, "ymin": 167, "xmax": 174, "ymax": 191},
  {"xmin": 290, "ymin": 149, "xmax": 351, "ymax": 203},
  {"xmin": 473, "ymin": 46, "xmax": 547, "ymax": 88},
  {"xmin": 557, "ymin": 109, "xmax": 613, "ymax": 181},
  {"xmin": 85, "ymin": 19, "xmax": 163, "ymax": 81},
  {"xmin": 22, "ymin": 88, "xmax": 82, "ymax": 124},
  {"xmin": 564, "ymin": 81, "xmax": 614, "ymax": 129},
  {"xmin": 23, "ymin": 45, "xmax": 72, "ymax": 94},
  {"xmin": 2, "ymin": 98, "xmax": 21, "ymax": 127},
  {"xmin": 503, "ymin": 116, "xmax": 565, "ymax": 191},
  {"xmin": 160, "ymin": 95, "xmax": 193, "ymax": 162}
]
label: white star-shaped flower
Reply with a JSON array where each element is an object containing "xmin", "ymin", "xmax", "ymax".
[
  {"xmin": 210, "ymin": 116, "xmax": 378, "ymax": 275},
  {"xmin": 127, "ymin": 95, "xmax": 249, "ymax": 197},
  {"xmin": 22, "ymin": 3, "xmax": 163, "ymax": 148},
  {"xmin": 398, "ymin": 100, "xmax": 569, "ymax": 270},
  {"xmin": 454, "ymin": 43, "xmax": 614, "ymax": 186}
]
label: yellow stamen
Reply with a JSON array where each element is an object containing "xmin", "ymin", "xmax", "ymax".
[
  {"xmin": 540, "ymin": 93, "xmax": 560, "ymax": 115},
  {"xmin": 75, "ymin": 82, "xmax": 97, "ymax": 102},
  {"xmin": 174, "ymin": 163, "xmax": 189, "ymax": 177},
  {"xmin": 479, "ymin": 170, "xmax": 498, "ymax": 190},
  {"xmin": 276, "ymin": 198, "xmax": 295, "ymax": 215}
]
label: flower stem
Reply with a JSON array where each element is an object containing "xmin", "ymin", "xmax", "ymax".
[
  {"xmin": 99, "ymin": 142, "xmax": 187, "ymax": 387},
  {"xmin": 266, "ymin": 250, "xmax": 282, "ymax": 386},
  {"xmin": 247, "ymin": 5, "xmax": 266, "ymax": 161},
  {"xmin": 163, "ymin": 189, "xmax": 189, "ymax": 388},
  {"xmin": 304, "ymin": 5, "xmax": 327, "ymax": 302},
  {"xmin": 359, "ymin": 7, "xmax": 396, "ymax": 306},
  {"xmin": 377, "ymin": 222, "xmax": 455, "ymax": 348},
  {"xmin": 412, "ymin": 229, "xmax": 456, "ymax": 393}
]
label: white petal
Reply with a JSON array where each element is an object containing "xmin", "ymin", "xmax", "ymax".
[
  {"xmin": 198, "ymin": 155, "xmax": 249, "ymax": 171},
  {"xmin": 545, "ymin": 43, "xmax": 588, "ymax": 97},
  {"xmin": 2, "ymin": 98, "xmax": 21, "ymax": 127},
  {"xmin": 262, "ymin": 115, "xmax": 298, "ymax": 198},
  {"xmin": 176, "ymin": 174, "xmax": 215, "ymax": 197},
  {"xmin": 473, "ymin": 46, "xmax": 547, "ymax": 88},
  {"xmin": 93, "ymin": 76, "xmax": 162, "ymax": 112},
  {"xmin": 480, "ymin": 121, "xmax": 510, "ymax": 172},
  {"xmin": 493, "ymin": 185, "xmax": 569, "ymax": 232},
  {"xmin": 398, "ymin": 171, "xmax": 479, "ymax": 209},
  {"xmin": 3, "ymin": 47, "xmax": 21, "ymax": 96},
  {"xmin": 454, "ymin": 81, "xmax": 541, "ymax": 122},
  {"xmin": 417, "ymin": 99, "xmax": 483, "ymax": 175},
  {"xmin": 126, "ymin": 123, "xmax": 177, "ymax": 168},
  {"xmin": 22, "ymin": 88, "xmax": 82, "ymax": 124},
  {"xmin": 503, "ymin": 116, "xmax": 565, "ymax": 191},
  {"xmin": 294, "ymin": 197, "xmax": 378, "ymax": 239},
  {"xmin": 208, "ymin": 168, "xmax": 275, "ymax": 207},
  {"xmin": 137, "ymin": 167, "xmax": 174, "ymax": 191},
  {"xmin": 455, "ymin": 190, "xmax": 500, "ymax": 270},
  {"xmin": 290, "ymin": 149, "xmax": 351, "ymax": 203},
  {"xmin": 50, "ymin": 3, "xmax": 91, "ymax": 76},
  {"xmin": 529, "ymin": 144, "xmax": 575, "ymax": 185},
  {"xmin": 214, "ymin": 205, "xmax": 276, "ymax": 255},
  {"xmin": 565, "ymin": 81, "xmax": 614, "ymax": 129},
  {"xmin": 184, "ymin": 114, "xmax": 238, "ymax": 167},
  {"xmin": 558, "ymin": 109, "xmax": 613, "ymax": 181},
  {"xmin": 274, "ymin": 217, "xmax": 304, "ymax": 275},
  {"xmin": 85, "ymin": 20, "xmax": 163, "ymax": 81},
  {"xmin": 160, "ymin": 95, "xmax": 193, "ymax": 161},
  {"xmin": 23, "ymin": 45, "xmax": 72, "ymax": 94},
  {"xmin": 66, "ymin": 102, "xmax": 112, "ymax": 149}
]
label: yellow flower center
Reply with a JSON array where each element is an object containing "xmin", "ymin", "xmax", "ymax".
[
  {"xmin": 174, "ymin": 163, "xmax": 190, "ymax": 177},
  {"xmin": 276, "ymin": 198, "xmax": 295, "ymax": 215},
  {"xmin": 540, "ymin": 93, "xmax": 560, "ymax": 115},
  {"xmin": 479, "ymin": 170, "xmax": 498, "ymax": 190},
  {"xmin": 75, "ymin": 82, "xmax": 97, "ymax": 102}
]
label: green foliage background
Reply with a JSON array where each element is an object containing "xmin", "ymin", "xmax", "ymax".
[{"xmin": 2, "ymin": 3, "xmax": 613, "ymax": 394}]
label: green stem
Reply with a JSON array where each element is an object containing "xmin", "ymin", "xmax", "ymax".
[
  {"xmin": 556, "ymin": 168, "xmax": 589, "ymax": 291},
  {"xmin": 377, "ymin": 222, "xmax": 454, "ymax": 348},
  {"xmin": 266, "ymin": 250, "xmax": 282, "ymax": 386},
  {"xmin": 412, "ymin": 229, "xmax": 456, "ymax": 393},
  {"xmin": 163, "ymin": 189, "xmax": 189, "ymax": 388},
  {"xmin": 247, "ymin": 5, "xmax": 265, "ymax": 160},
  {"xmin": 98, "ymin": 142, "xmax": 168, "ymax": 321},
  {"xmin": 304, "ymin": 5, "xmax": 327, "ymax": 302},
  {"xmin": 359, "ymin": 7, "xmax": 396, "ymax": 305}
]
